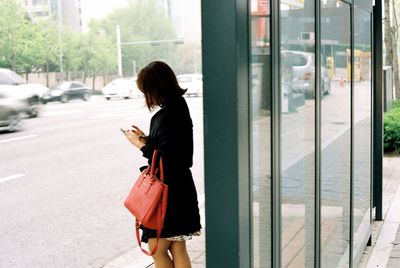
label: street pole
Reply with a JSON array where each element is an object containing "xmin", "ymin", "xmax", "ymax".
[
  {"xmin": 193, "ymin": 44, "xmax": 197, "ymax": 73},
  {"xmin": 132, "ymin": 60, "xmax": 137, "ymax": 76},
  {"xmin": 57, "ymin": 0, "xmax": 63, "ymax": 82},
  {"xmin": 116, "ymin": 25, "xmax": 123, "ymax": 76},
  {"xmin": 115, "ymin": 25, "xmax": 184, "ymax": 76}
]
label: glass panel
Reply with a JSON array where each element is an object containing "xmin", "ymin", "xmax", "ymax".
[
  {"xmin": 250, "ymin": 0, "xmax": 271, "ymax": 267},
  {"xmin": 355, "ymin": 0, "xmax": 373, "ymax": 12},
  {"xmin": 353, "ymin": 8, "xmax": 372, "ymax": 263},
  {"xmin": 280, "ymin": 1, "xmax": 315, "ymax": 267},
  {"xmin": 321, "ymin": 1, "xmax": 351, "ymax": 267}
]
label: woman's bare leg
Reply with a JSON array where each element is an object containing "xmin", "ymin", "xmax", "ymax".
[
  {"xmin": 169, "ymin": 241, "xmax": 191, "ymax": 268},
  {"xmin": 148, "ymin": 238, "xmax": 173, "ymax": 268}
]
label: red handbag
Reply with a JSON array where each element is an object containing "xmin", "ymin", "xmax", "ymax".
[{"xmin": 124, "ymin": 150, "xmax": 168, "ymax": 256}]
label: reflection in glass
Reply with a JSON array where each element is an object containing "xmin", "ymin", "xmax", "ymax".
[
  {"xmin": 250, "ymin": 1, "xmax": 271, "ymax": 267},
  {"xmin": 321, "ymin": 1, "xmax": 351, "ymax": 267},
  {"xmin": 280, "ymin": 1, "xmax": 315, "ymax": 267},
  {"xmin": 353, "ymin": 8, "xmax": 372, "ymax": 263}
]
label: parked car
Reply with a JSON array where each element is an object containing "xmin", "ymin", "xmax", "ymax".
[
  {"xmin": 0, "ymin": 68, "xmax": 49, "ymax": 117},
  {"xmin": 281, "ymin": 51, "xmax": 331, "ymax": 98},
  {"xmin": 42, "ymin": 81, "xmax": 91, "ymax": 103},
  {"xmin": 102, "ymin": 78, "xmax": 141, "ymax": 100},
  {"xmin": 0, "ymin": 89, "xmax": 25, "ymax": 132},
  {"xmin": 177, "ymin": 74, "xmax": 203, "ymax": 97}
]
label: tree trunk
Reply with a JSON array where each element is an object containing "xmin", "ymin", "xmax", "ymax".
[
  {"xmin": 92, "ymin": 74, "xmax": 96, "ymax": 91},
  {"xmin": 392, "ymin": 0, "xmax": 400, "ymax": 99},
  {"xmin": 384, "ymin": 0, "xmax": 393, "ymax": 68},
  {"xmin": 83, "ymin": 70, "xmax": 87, "ymax": 84},
  {"xmin": 46, "ymin": 61, "xmax": 49, "ymax": 87},
  {"xmin": 393, "ymin": 44, "xmax": 400, "ymax": 98},
  {"xmin": 384, "ymin": 0, "xmax": 400, "ymax": 99}
]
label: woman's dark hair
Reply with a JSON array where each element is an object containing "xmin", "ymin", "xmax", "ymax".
[{"xmin": 136, "ymin": 61, "xmax": 186, "ymax": 110}]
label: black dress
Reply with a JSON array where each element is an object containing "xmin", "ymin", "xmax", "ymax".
[{"xmin": 140, "ymin": 95, "xmax": 202, "ymax": 242}]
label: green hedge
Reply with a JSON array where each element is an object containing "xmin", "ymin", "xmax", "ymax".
[
  {"xmin": 392, "ymin": 99, "xmax": 400, "ymax": 109},
  {"xmin": 384, "ymin": 100, "xmax": 400, "ymax": 153}
]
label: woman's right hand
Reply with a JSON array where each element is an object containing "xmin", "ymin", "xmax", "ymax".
[
  {"xmin": 124, "ymin": 130, "xmax": 145, "ymax": 149},
  {"xmin": 131, "ymin": 125, "xmax": 147, "ymax": 143}
]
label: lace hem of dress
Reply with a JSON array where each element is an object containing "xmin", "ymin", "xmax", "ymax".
[{"xmin": 166, "ymin": 230, "xmax": 201, "ymax": 242}]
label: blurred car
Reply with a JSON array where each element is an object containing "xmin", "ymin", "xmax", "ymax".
[
  {"xmin": 0, "ymin": 89, "xmax": 26, "ymax": 132},
  {"xmin": 42, "ymin": 81, "xmax": 91, "ymax": 103},
  {"xmin": 281, "ymin": 51, "xmax": 331, "ymax": 98},
  {"xmin": 102, "ymin": 78, "xmax": 141, "ymax": 100},
  {"xmin": 177, "ymin": 74, "xmax": 203, "ymax": 97},
  {"xmin": 0, "ymin": 68, "xmax": 49, "ymax": 117}
]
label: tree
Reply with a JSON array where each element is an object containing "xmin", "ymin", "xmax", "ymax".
[
  {"xmin": 63, "ymin": 30, "xmax": 86, "ymax": 79},
  {"xmin": 384, "ymin": 0, "xmax": 400, "ymax": 99},
  {"xmin": 99, "ymin": 0, "xmax": 177, "ymax": 76},
  {"xmin": 84, "ymin": 21, "xmax": 117, "ymax": 90},
  {"xmin": 37, "ymin": 20, "xmax": 59, "ymax": 86},
  {"xmin": 0, "ymin": 0, "xmax": 58, "ymax": 79},
  {"xmin": 0, "ymin": 0, "xmax": 43, "ymax": 73}
]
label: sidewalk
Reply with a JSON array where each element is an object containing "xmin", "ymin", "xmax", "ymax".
[
  {"xmin": 103, "ymin": 232, "xmax": 205, "ymax": 268},
  {"xmin": 104, "ymin": 156, "xmax": 400, "ymax": 268},
  {"xmin": 358, "ymin": 155, "xmax": 400, "ymax": 268},
  {"xmin": 103, "ymin": 194, "xmax": 206, "ymax": 268}
]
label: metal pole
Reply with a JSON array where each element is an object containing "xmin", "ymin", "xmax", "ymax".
[
  {"xmin": 57, "ymin": 0, "xmax": 63, "ymax": 82},
  {"xmin": 373, "ymin": 0, "xmax": 383, "ymax": 221},
  {"xmin": 116, "ymin": 25, "xmax": 122, "ymax": 76}
]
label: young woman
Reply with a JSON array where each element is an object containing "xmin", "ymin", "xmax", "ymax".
[{"xmin": 124, "ymin": 61, "xmax": 202, "ymax": 268}]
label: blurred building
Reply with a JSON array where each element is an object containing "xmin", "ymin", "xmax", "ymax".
[
  {"xmin": 156, "ymin": 0, "xmax": 184, "ymax": 40},
  {"xmin": 22, "ymin": 0, "xmax": 82, "ymax": 32}
]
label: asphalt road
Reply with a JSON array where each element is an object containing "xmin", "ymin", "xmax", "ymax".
[{"xmin": 0, "ymin": 96, "xmax": 204, "ymax": 268}]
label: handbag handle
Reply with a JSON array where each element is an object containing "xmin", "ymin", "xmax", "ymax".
[{"xmin": 150, "ymin": 150, "xmax": 164, "ymax": 183}]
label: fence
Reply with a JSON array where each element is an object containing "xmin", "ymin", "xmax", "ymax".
[{"xmin": 25, "ymin": 72, "xmax": 120, "ymax": 91}]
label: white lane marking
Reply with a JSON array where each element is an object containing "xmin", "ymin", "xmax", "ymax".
[
  {"xmin": 105, "ymin": 107, "xmax": 145, "ymax": 112},
  {"xmin": 42, "ymin": 109, "xmax": 83, "ymax": 117},
  {"xmin": 0, "ymin": 135, "xmax": 37, "ymax": 144},
  {"xmin": 0, "ymin": 174, "xmax": 25, "ymax": 184}
]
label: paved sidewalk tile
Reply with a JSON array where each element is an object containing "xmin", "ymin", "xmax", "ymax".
[
  {"xmin": 358, "ymin": 156, "xmax": 400, "ymax": 268},
  {"xmin": 387, "ymin": 225, "xmax": 400, "ymax": 268}
]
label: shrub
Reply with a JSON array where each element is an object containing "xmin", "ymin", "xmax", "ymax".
[
  {"xmin": 384, "ymin": 106, "xmax": 400, "ymax": 153},
  {"xmin": 392, "ymin": 99, "xmax": 400, "ymax": 110}
]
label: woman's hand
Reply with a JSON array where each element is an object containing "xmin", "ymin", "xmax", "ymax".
[
  {"xmin": 124, "ymin": 128, "xmax": 146, "ymax": 149},
  {"xmin": 131, "ymin": 125, "xmax": 148, "ymax": 143}
]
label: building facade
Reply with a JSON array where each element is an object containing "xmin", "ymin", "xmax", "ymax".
[
  {"xmin": 202, "ymin": 0, "xmax": 382, "ymax": 267},
  {"xmin": 23, "ymin": 0, "xmax": 82, "ymax": 31}
]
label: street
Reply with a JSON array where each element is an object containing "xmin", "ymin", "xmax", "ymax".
[{"xmin": 0, "ymin": 96, "xmax": 204, "ymax": 268}]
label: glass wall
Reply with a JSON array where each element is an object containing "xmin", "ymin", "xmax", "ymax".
[
  {"xmin": 280, "ymin": 1, "xmax": 315, "ymax": 267},
  {"xmin": 203, "ymin": 0, "xmax": 377, "ymax": 267},
  {"xmin": 353, "ymin": 7, "xmax": 372, "ymax": 264},
  {"xmin": 321, "ymin": 1, "xmax": 351, "ymax": 267},
  {"xmin": 248, "ymin": 0, "xmax": 372, "ymax": 267},
  {"xmin": 250, "ymin": 0, "xmax": 271, "ymax": 267}
]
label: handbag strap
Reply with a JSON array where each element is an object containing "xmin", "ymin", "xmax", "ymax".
[
  {"xmin": 135, "ymin": 203, "xmax": 163, "ymax": 256},
  {"xmin": 134, "ymin": 186, "xmax": 168, "ymax": 256}
]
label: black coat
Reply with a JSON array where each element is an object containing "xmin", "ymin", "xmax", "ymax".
[{"xmin": 140, "ymin": 96, "xmax": 201, "ymax": 240}]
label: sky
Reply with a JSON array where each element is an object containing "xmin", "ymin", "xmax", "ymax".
[{"xmin": 80, "ymin": 0, "xmax": 130, "ymax": 31}]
